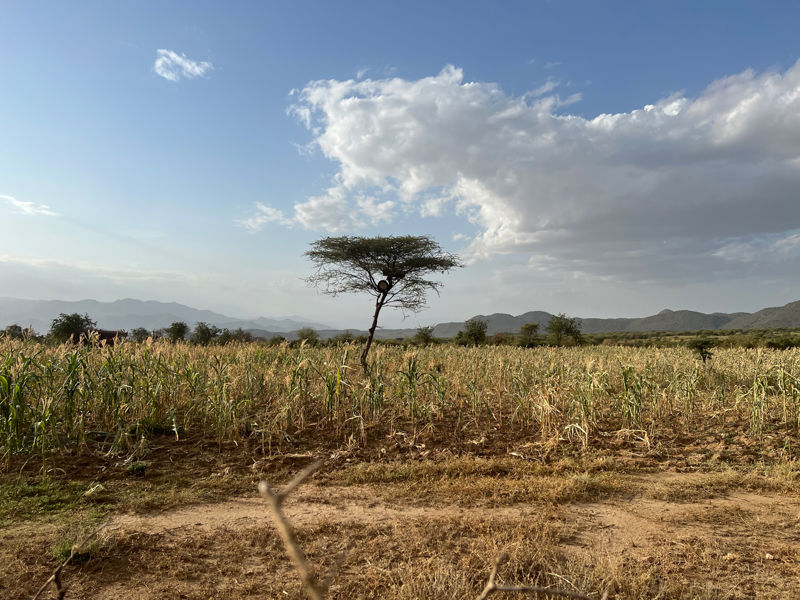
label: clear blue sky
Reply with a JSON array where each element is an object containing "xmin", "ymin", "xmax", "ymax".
[{"xmin": 2, "ymin": 1, "xmax": 800, "ymax": 327}]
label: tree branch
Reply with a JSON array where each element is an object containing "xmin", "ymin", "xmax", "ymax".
[
  {"xmin": 258, "ymin": 461, "xmax": 336, "ymax": 600},
  {"xmin": 258, "ymin": 465, "xmax": 601, "ymax": 600},
  {"xmin": 31, "ymin": 527, "xmax": 103, "ymax": 600}
]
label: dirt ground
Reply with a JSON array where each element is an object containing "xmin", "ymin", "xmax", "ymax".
[{"xmin": 5, "ymin": 461, "xmax": 800, "ymax": 600}]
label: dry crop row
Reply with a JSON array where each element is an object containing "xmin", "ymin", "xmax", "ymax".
[{"xmin": 1, "ymin": 340, "xmax": 799, "ymax": 461}]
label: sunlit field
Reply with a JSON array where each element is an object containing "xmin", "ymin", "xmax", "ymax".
[
  {"xmin": 3, "ymin": 339, "xmax": 800, "ymax": 599},
  {"xmin": 3, "ymin": 339, "xmax": 800, "ymax": 457}
]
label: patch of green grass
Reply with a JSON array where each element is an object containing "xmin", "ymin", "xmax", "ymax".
[
  {"xmin": 115, "ymin": 472, "xmax": 257, "ymax": 513},
  {"xmin": 126, "ymin": 461, "xmax": 151, "ymax": 477},
  {"xmin": 49, "ymin": 517, "xmax": 105, "ymax": 565},
  {"xmin": 330, "ymin": 455, "xmax": 631, "ymax": 486},
  {"xmin": 0, "ymin": 479, "xmax": 87, "ymax": 523}
]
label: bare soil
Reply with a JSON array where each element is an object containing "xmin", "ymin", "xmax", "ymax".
[{"xmin": 7, "ymin": 471, "xmax": 795, "ymax": 599}]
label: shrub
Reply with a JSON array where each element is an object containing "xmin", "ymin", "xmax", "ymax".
[
  {"xmin": 455, "ymin": 319, "xmax": 487, "ymax": 346},
  {"xmin": 49, "ymin": 313, "xmax": 96, "ymax": 344}
]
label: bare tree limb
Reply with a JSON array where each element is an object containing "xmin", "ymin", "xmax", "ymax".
[
  {"xmin": 277, "ymin": 460, "xmax": 325, "ymax": 503},
  {"xmin": 258, "ymin": 461, "xmax": 332, "ymax": 600}
]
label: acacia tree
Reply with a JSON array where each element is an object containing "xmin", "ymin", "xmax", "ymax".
[
  {"xmin": 306, "ymin": 235, "xmax": 461, "ymax": 372},
  {"xmin": 191, "ymin": 322, "xmax": 221, "ymax": 346},
  {"xmin": 295, "ymin": 327, "xmax": 320, "ymax": 345},
  {"xmin": 688, "ymin": 338, "xmax": 715, "ymax": 363}
]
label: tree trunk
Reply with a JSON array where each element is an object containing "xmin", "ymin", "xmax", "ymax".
[{"xmin": 361, "ymin": 293, "xmax": 387, "ymax": 375}]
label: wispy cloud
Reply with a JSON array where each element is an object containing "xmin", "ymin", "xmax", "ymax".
[
  {"xmin": 0, "ymin": 254, "xmax": 197, "ymax": 285},
  {"xmin": 153, "ymin": 49, "xmax": 213, "ymax": 82},
  {"xmin": 1, "ymin": 194, "xmax": 58, "ymax": 216},
  {"xmin": 236, "ymin": 203, "xmax": 293, "ymax": 233},
  {"xmin": 529, "ymin": 79, "xmax": 559, "ymax": 97}
]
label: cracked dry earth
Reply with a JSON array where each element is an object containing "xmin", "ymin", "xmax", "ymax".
[{"xmin": 79, "ymin": 472, "xmax": 800, "ymax": 599}]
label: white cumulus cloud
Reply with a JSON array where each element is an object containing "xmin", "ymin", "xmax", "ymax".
[
  {"xmin": 271, "ymin": 61, "xmax": 800, "ymax": 284},
  {"xmin": 1, "ymin": 194, "xmax": 58, "ymax": 216},
  {"xmin": 153, "ymin": 49, "xmax": 213, "ymax": 82}
]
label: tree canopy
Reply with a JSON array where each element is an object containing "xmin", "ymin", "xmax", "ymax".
[
  {"xmin": 412, "ymin": 325, "xmax": 436, "ymax": 346},
  {"xmin": 687, "ymin": 338, "xmax": 715, "ymax": 363},
  {"xmin": 191, "ymin": 322, "xmax": 221, "ymax": 346},
  {"xmin": 49, "ymin": 313, "xmax": 96, "ymax": 343},
  {"xmin": 546, "ymin": 313, "xmax": 582, "ymax": 346},
  {"xmin": 519, "ymin": 322, "xmax": 540, "ymax": 347},
  {"xmin": 305, "ymin": 235, "xmax": 461, "ymax": 371},
  {"xmin": 306, "ymin": 235, "xmax": 461, "ymax": 312},
  {"xmin": 455, "ymin": 319, "xmax": 488, "ymax": 346},
  {"xmin": 295, "ymin": 327, "xmax": 320, "ymax": 345},
  {"xmin": 165, "ymin": 321, "xmax": 189, "ymax": 343}
]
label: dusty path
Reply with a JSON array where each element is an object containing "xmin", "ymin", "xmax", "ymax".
[
  {"xmin": 108, "ymin": 484, "xmax": 544, "ymax": 536},
  {"xmin": 107, "ymin": 473, "xmax": 800, "ymax": 559},
  {"xmin": 10, "ymin": 471, "xmax": 800, "ymax": 599},
  {"xmin": 565, "ymin": 491, "xmax": 800, "ymax": 556}
]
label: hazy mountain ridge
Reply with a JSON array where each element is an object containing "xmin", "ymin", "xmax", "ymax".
[
  {"xmin": 0, "ymin": 298, "xmax": 330, "ymax": 333},
  {"xmin": 723, "ymin": 301, "xmax": 800, "ymax": 330},
  {"xmin": 427, "ymin": 302, "xmax": 800, "ymax": 338},
  {"xmin": 2, "ymin": 297, "xmax": 799, "ymax": 340}
]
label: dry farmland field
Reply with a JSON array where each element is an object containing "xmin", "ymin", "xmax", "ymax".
[{"xmin": 2, "ymin": 339, "xmax": 800, "ymax": 599}]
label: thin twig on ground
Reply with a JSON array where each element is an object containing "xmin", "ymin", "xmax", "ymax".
[
  {"xmin": 259, "ymin": 463, "xmax": 600, "ymax": 600},
  {"xmin": 476, "ymin": 553, "xmax": 594, "ymax": 600},
  {"xmin": 31, "ymin": 528, "xmax": 103, "ymax": 600}
]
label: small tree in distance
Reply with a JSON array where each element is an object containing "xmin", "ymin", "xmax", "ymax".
[
  {"xmin": 546, "ymin": 313, "xmax": 582, "ymax": 346},
  {"xmin": 165, "ymin": 321, "xmax": 189, "ymax": 343},
  {"xmin": 2, "ymin": 324, "xmax": 26, "ymax": 340},
  {"xmin": 412, "ymin": 325, "xmax": 436, "ymax": 346},
  {"xmin": 519, "ymin": 322, "xmax": 540, "ymax": 347},
  {"xmin": 130, "ymin": 327, "xmax": 150, "ymax": 343},
  {"xmin": 688, "ymin": 338, "xmax": 715, "ymax": 363},
  {"xmin": 455, "ymin": 318, "xmax": 488, "ymax": 346},
  {"xmin": 268, "ymin": 334, "xmax": 287, "ymax": 346},
  {"xmin": 306, "ymin": 235, "xmax": 462, "ymax": 373},
  {"xmin": 49, "ymin": 313, "xmax": 96, "ymax": 343},
  {"xmin": 191, "ymin": 322, "xmax": 221, "ymax": 345},
  {"xmin": 295, "ymin": 327, "xmax": 319, "ymax": 345}
]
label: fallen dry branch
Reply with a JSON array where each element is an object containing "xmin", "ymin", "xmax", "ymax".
[
  {"xmin": 258, "ymin": 463, "xmax": 600, "ymax": 600},
  {"xmin": 31, "ymin": 528, "xmax": 103, "ymax": 600},
  {"xmin": 477, "ymin": 553, "xmax": 594, "ymax": 600}
]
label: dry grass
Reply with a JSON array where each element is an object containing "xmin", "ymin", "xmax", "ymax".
[
  {"xmin": 6, "ymin": 487, "xmax": 799, "ymax": 599},
  {"xmin": 2, "ymin": 341, "xmax": 799, "ymax": 463},
  {"xmin": 3, "ymin": 342, "xmax": 800, "ymax": 598}
]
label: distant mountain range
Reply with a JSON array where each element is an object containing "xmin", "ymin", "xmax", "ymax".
[
  {"xmin": 0, "ymin": 298, "xmax": 330, "ymax": 334},
  {"xmin": 431, "ymin": 300, "xmax": 800, "ymax": 338},
  {"xmin": 2, "ymin": 297, "xmax": 799, "ymax": 340}
]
